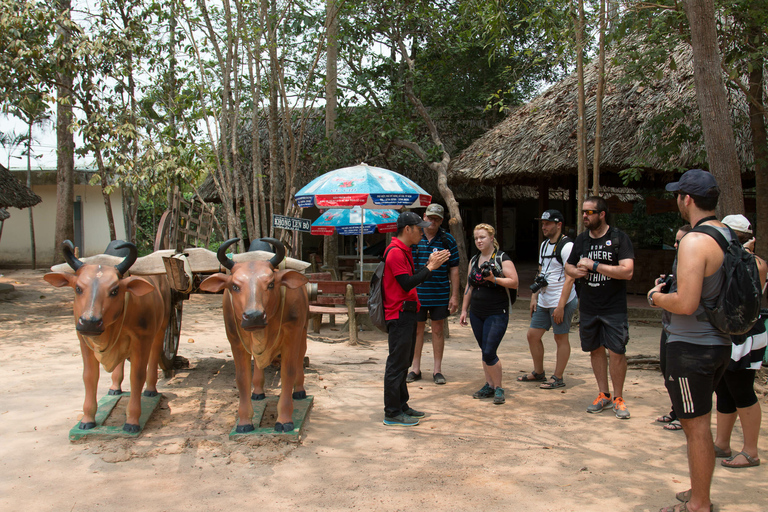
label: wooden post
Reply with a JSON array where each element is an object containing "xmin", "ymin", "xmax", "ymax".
[
  {"xmin": 345, "ymin": 283, "xmax": 358, "ymax": 345},
  {"xmin": 494, "ymin": 185, "xmax": 503, "ymax": 249}
]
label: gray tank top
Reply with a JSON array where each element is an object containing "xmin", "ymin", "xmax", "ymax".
[{"xmin": 663, "ymin": 225, "xmax": 731, "ymax": 347}]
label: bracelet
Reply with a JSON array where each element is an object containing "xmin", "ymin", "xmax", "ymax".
[{"xmin": 592, "ymin": 261, "xmax": 599, "ymax": 272}]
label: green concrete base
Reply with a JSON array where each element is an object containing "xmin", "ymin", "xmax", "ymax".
[
  {"xmin": 229, "ymin": 395, "xmax": 313, "ymax": 439},
  {"xmin": 68, "ymin": 391, "xmax": 162, "ymax": 442}
]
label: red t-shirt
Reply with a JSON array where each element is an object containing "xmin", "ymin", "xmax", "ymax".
[{"xmin": 383, "ymin": 237, "xmax": 420, "ymax": 320}]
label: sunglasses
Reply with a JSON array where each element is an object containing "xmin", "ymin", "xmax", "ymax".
[{"xmin": 582, "ymin": 209, "xmax": 602, "ymax": 216}]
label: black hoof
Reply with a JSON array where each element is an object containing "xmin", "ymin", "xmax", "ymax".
[
  {"xmin": 123, "ymin": 423, "xmax": 140, "ymax": 433},
  {"xmin": 251, "ymin": 392, "xmax": 266, "ymax": 401},
  {"xmin": 292, "ymin": 390, "xmax": 307, "ymax": 400},
  {"xmin": 235, "ymin": 424, "xmax": 255, "ymax": 433},
  {"xmin": 274, "ymin": 421, "xmax": 294, "ymax": 433},
  {"xmin": 107, "ymin": 388, "xmax": 122, "ymax": 396},
  {"xmin": 79, "ymin": 422, "xmax": 96, "ymax": 430},
  {"xmin": 142, "ymin": 390, "xmax": 158, "ymax": 397}
]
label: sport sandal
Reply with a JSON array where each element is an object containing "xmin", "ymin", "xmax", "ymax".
[
  {"xmin": 540, "ymin": 376, "xmax": 565, "ymax": 389},
  {"xmin": 517, "ymin": 370, "xmax": 546, "ymax": 382}
]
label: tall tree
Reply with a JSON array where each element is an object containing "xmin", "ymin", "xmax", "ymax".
[{"xmin": 683, "ymin": 0, "xmax": 744, "ymax": 215}]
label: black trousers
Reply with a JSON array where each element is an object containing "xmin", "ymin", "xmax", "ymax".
[{"xmin": 384, "ymin": 310, "xmax": 418, "ymax": 417}]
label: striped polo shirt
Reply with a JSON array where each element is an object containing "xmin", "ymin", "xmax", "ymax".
[{"xmin": 412, "ymin": 229, "xmax": 460, "ymax": 307}]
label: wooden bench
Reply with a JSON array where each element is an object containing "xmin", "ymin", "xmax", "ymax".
[{"xmin": 308, "ymin": 281, "xmax": 370, "ymax": 344}]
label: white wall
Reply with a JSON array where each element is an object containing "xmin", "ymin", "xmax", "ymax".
[{"xmin": 0, "ymin": 183, "xmax": 125, "ymax": 268}]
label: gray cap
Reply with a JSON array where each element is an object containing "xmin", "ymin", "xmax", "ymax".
[{"xmin": 425, "ymin": 203, "xmax": 444, "ymax": 219}]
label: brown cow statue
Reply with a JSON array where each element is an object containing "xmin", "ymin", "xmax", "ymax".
[
  {"xmin": 199, "ymin": 238, "xmax": 309, "ymax": 433},
  {"xmin": 44, "ymin": 240, "xmax": 171, "ymax": 433}
]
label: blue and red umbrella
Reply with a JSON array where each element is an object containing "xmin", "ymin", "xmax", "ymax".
[
  {"xmin": 310, "ymin": 207, "xmax": 399, "ymax": 236},
  {"xmin": 295, "ymin": 164, "xmax": 431, "ymax": 209}
]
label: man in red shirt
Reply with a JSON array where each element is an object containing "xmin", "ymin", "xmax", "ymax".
[{"xmin": 383, "ymin": 211, "xmax": 450, "ymax": 426}]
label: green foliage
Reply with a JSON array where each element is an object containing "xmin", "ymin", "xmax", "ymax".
[{"xmin": 614, "ymin": 197, "xmax": 681, "ymax": 249}]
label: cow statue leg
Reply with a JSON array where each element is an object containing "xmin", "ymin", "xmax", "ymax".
[
  {"xmin": 291, "ymin": 327, "xmax": 308, "ymax": 400},
  {"xmin": 109, "ymin": 361, "xmax": 125, "ymax": 395},
  {"xmin": 143, "ymin": 328, "xmax": 165, "ymax": 397},
  {"xmin": 79, "ymin": 337, "xmax": 101, "ymax": 430},
  {"xmin": 251, "ymin": 360, "xmax": 266, "ymax": 401},
  {"xmin": 231, "ymin": 341, "xmax": 256, "ymax": 433},
  {"xmin": 123, "ymin": 341, "xmax": 149, "ymax": 433},
  {"xmin": 275, "ymin": 337, "xmax": 305, "ymax": 432}
]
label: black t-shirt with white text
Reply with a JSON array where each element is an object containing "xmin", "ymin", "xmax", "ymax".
[{"xmin": 567, "ymin": 227, "xmax": 634, "ymax": 316}]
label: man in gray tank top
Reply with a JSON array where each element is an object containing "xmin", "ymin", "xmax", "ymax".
[{"xmin": 647, "ymin": 169, "xmax": 729, "ymax": 512}]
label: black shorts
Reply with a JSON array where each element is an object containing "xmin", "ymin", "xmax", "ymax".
[
  {"xmin": 417, "ymin": 305, "xmax": 449, "ymax": 322},
  {"xmin": 579, "ymin": 311, "xmax": 629, "ymax": 354},
  {"xmin": 665, "ymin": 342, "xmax": 730, "ymax": 419}
]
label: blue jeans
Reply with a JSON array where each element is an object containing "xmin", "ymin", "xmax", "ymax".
[
  {"xmin": 469, "ymin": 311, "xmax": 508, "ymax": 365},
  {"xmin": 384, "ymin": 311, "xmax": 418, "ymax": 417}
]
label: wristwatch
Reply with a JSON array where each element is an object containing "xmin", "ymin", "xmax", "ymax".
[{"xmin": 648, "ymin": 291, "xmax": 657, "ymax": 306}]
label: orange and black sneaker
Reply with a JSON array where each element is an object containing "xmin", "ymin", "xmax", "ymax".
[
  {"xmin": 612, "ymin": 396, "xmax": 631, "ymax": 419},
  {"xmin": 586, "ymin": 392, "xmax": 612, "ymax": 413}
]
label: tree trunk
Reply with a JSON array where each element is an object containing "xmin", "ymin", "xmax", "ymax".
[
  {"xmin": 266, "ymin": 0, "xmax": 279, "ymax": 237},
  {"xmin": 54, "ymin": 0, "xmax": 75, "ymax": 265},
  {"xmin": 592, "ymin": 0, "xmax": 605, "ymax": 196},
  {"xmin": 575, "ymin": 0, "xmax": 587, "ymax": 231},
  {"xmin": 325, "ymin": 0, "xmax": 338, "ymax": 139},
  {"xmin": 26, "ymin": 121, "xmax": 36, "ymax": 269},
  {"xmin": 748, "ymin": 42, "xmax": 768, "ymax": 265},
  {"xmin": 683, "ymin": 0, "xmax": 744, "ymax": 215}
]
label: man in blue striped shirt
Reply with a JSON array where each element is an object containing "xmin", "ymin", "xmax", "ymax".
[{"xmin": 406, "ymin": 204, "xmax": 460, "ymax": 385}]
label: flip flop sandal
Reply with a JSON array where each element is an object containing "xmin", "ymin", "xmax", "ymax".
[
  {"xmin": 721, "ymin": 451, "xmax": 760, "ymax": 468},
  {"xmin": 714, "ymin": 445, "xmax": 732, "ymax": 458},
  {"xmin": 540, "ymin": 376, "xmax": 565, "ymax": 389},
  {"xmin": 663, "ymin": 421, "xmax": 683, "ymax": 431},
  {"xmin": 675, "ymin": 489, "xmax": 691, "ymax": 503},
  {"xmin": 660, "ymin": 503, "xmax": 714, "ymax": 512},
  {"xmin": 517, "ymin": 370, "xmax": 546, "ymax": 382},
  {"xmin": 656, "ymin": 414, "xmax": 675, "ymax": 423}
]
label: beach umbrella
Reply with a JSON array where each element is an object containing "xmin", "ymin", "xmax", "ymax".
[
  {"xmin": 294, "ymin": 164, "xmax": 431, "ymax": 209},
  {"xmin": 310, "ymin": 207, "xmax": 399, "ymax": 236},
  {"xmin": 296, "ymin": 164, "xmax": 430, "ymax": 279}
]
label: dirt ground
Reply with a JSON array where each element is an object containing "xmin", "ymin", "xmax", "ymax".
[{"xmin": 1, "ymin": 268, "xmax": 766, "ymax": 512}]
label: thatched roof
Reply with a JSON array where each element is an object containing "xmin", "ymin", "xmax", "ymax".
[
  {"xmin": 450, "ymin": 40, "xmax": 753, "ymax": 186},
  {"xmin": 0, "ymin": 164, "xmax": 41, "ymax": 209}
]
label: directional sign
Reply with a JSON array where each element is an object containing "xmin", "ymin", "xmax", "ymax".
[{"xmin": 272, "ymin": 214, "xmax": 311, "ymax": 233}]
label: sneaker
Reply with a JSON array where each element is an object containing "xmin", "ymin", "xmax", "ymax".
[
  {"xmin": 612, "ymin": 397, "xmax": 631, "ymax": 419},
  {"xmin": 383, "ymin": 413, "xmax": 420, "ymax": 427},
  {"xmin": 403, "ymin": 407, "xmax": 425, "ymax": 418},
  {"xmin": 493, "ymin": 387, "xmax": 506, "ymax": 404},
  {"xmin": 472, "ymin": 383, "xmax": 494, "ymax": 399},
  {"xmin": 406, "ymin": 371, "xmax": 421, "ymax": 383},
  {"xmin": 586, "ymin": 392, "xmax": 612, "ymax": 413}
]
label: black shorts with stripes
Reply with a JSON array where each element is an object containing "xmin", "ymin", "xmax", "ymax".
[{"xmin": 664, "ymin": 341, "xmax": 731, "ymax": 419}]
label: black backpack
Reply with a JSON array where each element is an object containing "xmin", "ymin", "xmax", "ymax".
[
  {"xmin": 692, "ymin": 225, "xmax": 762, "ymax": 340},
  {"xmin": 368, "ymin": 245, "xmax": 410, "ymax": 333},
  {"xmin": 541, "ymin": 235, "xmax": 572, "ymax": 265}
]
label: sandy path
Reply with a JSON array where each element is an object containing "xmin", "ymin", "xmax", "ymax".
[{"xmin": 0, "ymin": 269, "xmax": 766, "ymax": 511}]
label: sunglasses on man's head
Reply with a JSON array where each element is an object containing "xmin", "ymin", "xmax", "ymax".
[{"xmin": 582, "ymin": 209, "xmax": 602, "ymax": 215}]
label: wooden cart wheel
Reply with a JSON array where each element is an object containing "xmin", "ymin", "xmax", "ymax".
[
  {"xmin": 154, "ymin": 210, "xmax": 173, "ymax": 251},
  {"xmin": 160, "ymin": 290, "xmax": 183, "ymax": 377}
]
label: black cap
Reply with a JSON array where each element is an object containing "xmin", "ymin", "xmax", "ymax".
[
  {"xmin": 665, "ymin": 169, "xmax": 720, "ymax": 197},
  {"xmin": 397, "ymin": 211, "xmax": 431, "ymax": 229},
  {"xmin": 535, "ymin": 209, "xmax": 564, "ymax": 223}
]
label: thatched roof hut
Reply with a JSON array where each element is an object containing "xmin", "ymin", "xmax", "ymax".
[
  {"xmin": 449, "ymin": 40, "xmax": 753, "ymax": 187},
  {"xmin": 0, "ymin": 163, "xmax": 41, "ymax": 210}
]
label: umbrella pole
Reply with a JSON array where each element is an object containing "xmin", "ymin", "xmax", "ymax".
[{"xmin": 359, "ymin": 209, "xmax": 364, "ymax": 281}]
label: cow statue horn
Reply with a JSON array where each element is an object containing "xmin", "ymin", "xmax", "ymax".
[
  {"xmin": 62, "ymin": 240, "xmax": 84, "ymax": 272},
  {"xmin": 217, "ymin": 238, "xmax": 239, "ymax": 270},
  {"xmin": 261, "ymin": 238, "xmax": 286, "ymax": 268},
  {"xmin": 113, "ymin": 241, "xmax": 138, "ymax": 276}
]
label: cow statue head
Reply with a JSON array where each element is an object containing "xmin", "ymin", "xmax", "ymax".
[
  {"xmin": 199, "ymin": 238, "xmax": 308, "ymax": 330},
  {"xmin": 44, "ymin": 240, "xmax": 156, "ymax": 336}
]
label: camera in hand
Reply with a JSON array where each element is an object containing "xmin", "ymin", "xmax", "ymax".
[
  {"xmin": 529, "ymin": 274, "xmax": 549, "ymax": 293},
  {"xmin": 660, "ymin": 274, "xmax": 674, "ymax": 293},
  {"xmin": 479, "ymin": 261, "xmax": 499, "ymax": 278}
]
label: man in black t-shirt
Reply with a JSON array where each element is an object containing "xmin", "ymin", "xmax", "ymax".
[{"xmin": 565, "ymin": 196, "xmax": 635, "ymax": 419}]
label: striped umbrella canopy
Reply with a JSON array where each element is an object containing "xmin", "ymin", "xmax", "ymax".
[
  {"xmin": 310, "ymin": 207, "xmax": 399, "ymax": 236},
  {"xmin": 294, "ymin": 163, "xmax": 431, "ymax": 209}
]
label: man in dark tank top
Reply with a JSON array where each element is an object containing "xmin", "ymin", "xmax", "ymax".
[{"xmin": 647, "ymin": 169, "xmax": 730, "ymax": 512}]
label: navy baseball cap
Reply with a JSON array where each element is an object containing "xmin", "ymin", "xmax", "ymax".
[
  {"xmin": 535, "ymin": 209, "xmax": 564, "ymax": 223},
  {"xmin": 397, "ymin": 211, "xmax": 430, "ymax": 229},
  {"xmin": 665, "ymin": 169, "xmax": 720, "ymax": 197}
]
